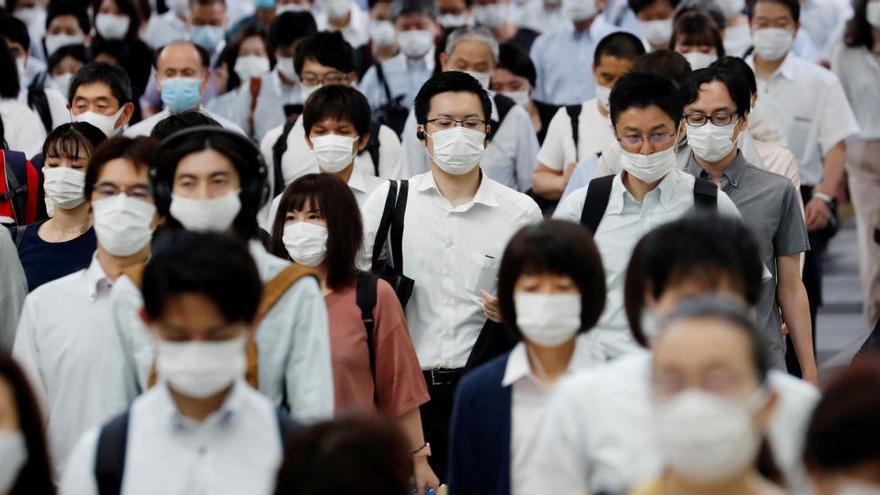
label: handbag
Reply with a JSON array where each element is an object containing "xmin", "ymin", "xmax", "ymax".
[{"xmin": 371, "ymin": 180, "xmax": 414, "ymax": 307}]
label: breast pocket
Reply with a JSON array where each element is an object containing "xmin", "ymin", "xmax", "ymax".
[
  {"xmin": 788, "ymin": 116, "xmax": 813, "ymax": 162},
  {"xmin": 466, "ymin": 253, "xmax": 500, "ymax": 296}
]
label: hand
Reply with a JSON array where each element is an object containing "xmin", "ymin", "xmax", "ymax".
[
  {"xmin": 563, "ymin": 161, "xmax": 577, "ymax": 182},
  {"xmin": 804, "ymin": 198, "xmax": 831, "ymax": 231},
  {"xmin": 481, "ymin": 289, "xmax": 503, "ymax": 323},
  {"xmin": 413, "ymin": 456, "xmax": 440, "ymax": 495}
]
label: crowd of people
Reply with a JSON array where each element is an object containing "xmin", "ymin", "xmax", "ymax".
[{"xmin": 0, "ymin": 0, "xmax": 878, "ymax": 492}]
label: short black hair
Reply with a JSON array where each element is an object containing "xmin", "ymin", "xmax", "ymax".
[
  {"xmin": 497, "ymin": 220, "xmax": 606, "ymax": 341},
  {"xmin": 46, "ymin": 1, "xmax": 92, "ymax": 33},
  {"xmin": 294, "ymin": 31, "xmax": 354, "ymax": 76},
  {"xmin": 414, "ymin": 71, "xmax": 492, "ymax": 125},
  {"xmin": 0, "ymin": 35, "xmax": 20, "ymax": 98},
  {"xmin": 609, "ymin": 71, "xmax": 683, "ymax": 128},
  {"xmin": 142, "ymin": 230, "xmax": 262, "ymax": 324},
  {"xmin": 670, "ymin": 10, "xmax": 725, "ymax": 56},
  {"xmin": 390, "ymin": 0, "xmax": 438, "ymax": 20},
  {"xmin": 593, "ymin": 31, "xmax": 647, "ymax": 67},
  {"xmin": 302, "ymin": 85, "xmax": 371, "ymax": 137},
  {"xmin": 679, "ymin": 65, "xmax": 751, "ymax": 118},
  {"xmin": 674, "ymin": 0, "xmax": 726, "ymax": 29},
  {"xmin": 623, "ymin": 213, "xmax": 764, "ymax": 347},
  {"xmin": 631, "ymin": 49, "xmax": 692, "ymax": 86},
  {"xmin": 47, "ymin": 43, "xmax": 90, "ymax": 74},
  {"xmin": 150, "ymin": 110, "xmax": 222, "ymax": 140},
  {"xmin": 0, "ymin": 15, "xmax": 30, "ymax": 51},
  {"xmin": 85, "ymin": 136, "xmax": 159, "ymax": 199},
  {"xmin": 497, "ymin": 43, "xmax": 536, "ymax": 88},
  {"xmin": 42, "ymin": 122, "xmax": 107, "ymax": 163},
  {"xmin": 711, "ymin": 55, "xmax": 757, "ymax": 96},
  {"xmin": 269, "ymin": 173, "xmax": 362, "ymax": 291},
  {"xmin": 629, "ymin": 0, "xmax": 680, "ymax": 14},
  {"xmin": 269, "ymin": 11, "xmax": 318, "ymax": 52},
  {"xmin": 156, "ymin": 41, "xmax": 211, "ymax": 70},
  {"xmin": 748, "ymin": 0, "xmax": 800, "ymax": 22},
  {"xmin": 68, "ymin": 62, "xmax": 133, "ymax": 106}
]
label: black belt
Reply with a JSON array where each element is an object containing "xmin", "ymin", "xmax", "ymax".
[{"xmin": 423, "ymin": 368, "xmax": 464, "ymax": 387}]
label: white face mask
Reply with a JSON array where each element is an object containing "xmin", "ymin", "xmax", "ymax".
[
  {"xmin": 438, "ymin": 13, "xmax": 471, "ymax": 28},
  {"xmin": 515, "ymin": 292, "xmax": 581, "ymax": 347},
  {"xmin": 169, "ymin": 190, "xmax": 242, "ymax": 233},
  {"xmin": 562, "ymin": 0, "xmax": 596, "ymax": 22},
  {"xmin": 301, "ymin": 83, "xmax": 322, "ymax": 102},
  {"xmin": 14, "ymin": 7, "xmax": 45, "ymax": 31},
  {"xmin": 463, "ymin": 70, "xmax": 491, "ymax": 90},
  {"xmin": 682, "ymin": 51, "xmax": 717, "ymax": 70},
  {"xmin": 752, "ymin": 28, "xmax": 793, "ymax": 61},
  {"xmin": 324, "ymin": 0, "xmax": 351, "ymax": 19},
  {"xmin": 836, "ymin": 480, "xmax": 880, "ymax": 495},
  {"xmin": 619, "ymin": 140, "xmax": 679, "ymax": 183},
  {"xmin": 653, "ymin": 389, "xmax": 764, "ymax": 484},
  {"xmin": 641, "ymin": 308, "xmax": 661, "ymax": 343},
  {"xmin": 50, "ymin": 72, "xmax": 74, "ymax": 94},
  {"xmin": 717, "ymin": 0, "xmax": 745, "ymax": 17},
  {"xmin": 687, "ymin": 122, "xmax": 738, "ymax": 163},
  {"xmin": 425, "ymin": 126, "xmax": 486, "ymax": 175},
  {"xmin": 595, "ymin": 83, "xmax": 611, "ymax": 111},
  {"xmin": 369, "ymin": 20, "xmax": 397, "ymax": 47},
  {"xmin": 156, "ymin": 335, "xmax": 247, "ymax": 398},
  {"xmin": 92, "ymin": 194, "xmax": 157, "ymax": 257},
  {"xmin": 45, "ymin": 33, "xmax": 85, "ymax": 56},
  {"xmin": 43, "ymin": 166, "xmax": 86, "ymax": 211},
  {"xmin": 312, "ymin": 134, "xmax": 358, "ymax": 172},
  {"xmin": 73, "ymin": 107, "xmax": 126, "ymax": 137},
  {"xmin": 473, "ymin": 3, "xmax": 509, "ymax": 29},
  {"xmin": 275, "ymin": 56, "xmax": 298, "ymax": 82},
  {"xmin": 640, "ymin": 19, "xmax": 673, "ymax": 46},
  {"xmin": 283, "ymin": 222, "xmax": 329, "ymax": 267},
  {"xmin": 868, "ymin": 1, "xmax": 880, "ymax": 27},
  {"xmin": 95, "ymin": 13, "xmax": 130, "ymax": 40},
  {"xmin": 504, "ymin": 90, "xmax": 530, "ymax": 108},
  {"xmin": 398, "ymin": 29, "xmax": 434, "ymax": 58},
  {"xmin": 234, "ymin": 55, "xmax": 271, "ymax": 81},
  {"xmin": 0, "ymin": 431, "xmax": 27, "ymax": 493}
]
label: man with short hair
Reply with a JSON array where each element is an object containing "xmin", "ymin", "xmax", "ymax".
[
  {"xmin": 68, "ymin": 62, "xmax": 136, "ymax": 137},
  {"xmin": 144, "ymin": 0, "xmax": 229, "ymax": 49},
  {"xmin": 361, "ymin": 71, "xmax": 542, "ymax": 477},
  {"xmin": 43, "ymin": 1, "xmax": 91, "ymax": 57},
  {"xmin": 471, "ymin": 0, "xmax": 539, "ymax": 52},
  {"xmin": 400, "ymin": 26, "xmax": 540, "ymax": 192},
  {"xmin": 629, "ymin": 0, "xmax": 678, "ymax": 50},
  {"xmin": 189, "ymin": 0, "xmax": 228, "ymax": 53},
  {"xmin": 125, "ymin": 41, "xmax": 244, "ymax": 136}
]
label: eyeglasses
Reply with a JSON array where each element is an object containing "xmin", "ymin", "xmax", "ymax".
[
  {"xmin": 425, "ymin": 118, "xmax": 488, "ymax": 132},
  {"xmin": 300, "ymin": 72, "xmax": 348, "ymax": 87},
  {"xmin": 93, "ymin": 184, "xmax": 152, "ymax": 201},
  {"xmin": 683, "ymin": 111, "xmax": 739, "ymax": 127},
  {"xmin": 617, "ymin": 132, "xmax": 676, "ymax": 148}
]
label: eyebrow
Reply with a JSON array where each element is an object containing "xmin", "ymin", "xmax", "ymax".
[
  {"xmin": 623, "ymin": 123, "xmax": 671, "ymax": 133},
  {"xmin": 432, "ymin": 113, "xmax": 482, "ymax": 119}
]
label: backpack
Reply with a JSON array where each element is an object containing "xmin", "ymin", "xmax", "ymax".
[
  {"xmin": 487, "ymin": 93, "xmax": 516, "ymax": 143},
  {"xmin": 579, "ymin": 175, "xmax": 718, "ymax": 234},
  {"xmin": 27, "ymin": 75, "xmax": 54, "ymax": 133},
  {"xmin": 565, "ymin": 104, "xmax": 582, "ymax": 157},
  {"xmin": 373, "ymin": 62, "xmax": 410, "ymax": 138},
  {"xmin": 0, "ymin": 150, "xmax": 40, "ymax": 226},
  {"xmin": 370, "ymin": 179, "xmax": 413, "ymax": 308},
  {"xmin": 271, "ymin": 118, "xmax": 382, "ymax": 198}
]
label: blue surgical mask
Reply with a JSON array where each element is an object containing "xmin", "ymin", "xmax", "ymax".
[
  {"xmin": 161, "ymin": 77, "xmax": 202, "ymax": 112},
  {"xmin": 190, "ymin": 25, "xmax": 225, "ymax": 50},
  {"xmin": 254, "ymin": 0, "xmax": 276, "ymax": 9}
]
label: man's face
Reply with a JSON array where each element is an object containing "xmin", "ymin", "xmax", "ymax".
[
  {"xmin": 173, "ymin": 148, "xmax": 242, "ymax": 200},
  {"xmin": 52, "ymin": 54, "xmax": 84, "ymax": 76},
  {"xmin": 71, "ymin": 81, "xmax": 124, "ymax": 117},
  {"xmin": 300, "ymin": 58, "xmax": 354, "ymax": 88},
  {"xmin": 157, "ymin": 44, "xmax": 208, "ymax": 92},
  {"xmin": 442, "ymin": 40, "xmax": 495, "ymax": 73},
  {"xmin": 614, "ymin": 104, "xmax": 679, "ymax": 155},
  {"xmin": 683, "ymin": 80, "xmax": 746, "ymax": 141},
  {"xmin": 89, "ymin": 158, "xmax": 156, "ymax": 219},
  {"xmin": 635, "ymin": 0, "xmax": 674, "ymax": 20},
  {"xmin": 437, "ymin": 0, "xmax": 468, "ymax": 15},
  {"xmin": 417, "ymin": 91, "xmax": 488, "ymax": 154},
  {"xmin": 145, "ymin": 292, "xmax": 247, "ymax": 343},
  {"xmin": 370, "ymin": 1, "xmax": 392, "ymax": 20},
  {"xmin": 593, "ymin": 54, "xmax": 634, "ymax": 89},
  {"xmin": 47, "ymin": 14, "xmax": 86, "ymax": 37},
  {"xmin": 395, "ymin": 12, "xmax": 436, "ymax": 32},
  {"xmin": 190, "ymin": 1, "xmax": 227, "ymax": 27},
  {"xmin": 750, "ymin": 1, "xmax": 797, "ymax": 33}
]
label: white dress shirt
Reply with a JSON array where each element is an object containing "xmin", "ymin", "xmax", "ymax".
[
  {"xmin": 232, "ymin": 70, "xmax": 303, "ymax": 143},
  {"xmin": 0, "ymin": 98, "xmax": 47, "ymax": 158},
  {"xmin": 553, "ymin": 169, "xmax": 741, "ymax": 358},
  {"xmin": 329, "ymin": 3, "xmax": 370, "ymax": 48},
  {"xmin": 60, "ymin": 380, "xmax": 284, "ymax": 495},
  {"xmin": 505, "ymin": 339, "xmax": 603, "ymax": 495},
  {"xmin": 537, "ymin": 97, "xmax": 615, "ymax": 171},
  {"xmin": 123, "ymin": 107, "xmax": 246, "ymax": 137},
  {"xmin": 747, "ymin": 53, "xmax": 860, "ymax": 186},
  {"xmin": 18, "ymin": 86, "xmax": 70, "ymax": 130},
  {"xmin": 829, "ymin": 43, "xmax": 880, "ymax": 140},
  {"xmin": 358, "ymin": 50, "xmax": 435, "ymax": 111},
  {"xmin": 525, "ymin": 350, "xmax": 820, "ymax": 494},
  {"xmin": 360, "ymin": 172, "xmax": 542, "ymax": 369},
  {"xmin": 399, "ymin": 98, "xmax": 540, "ymax": 192},
  {"xmin": 142, "ymin": 11, "xmax": 187, "ymax": 50},
  {"xmin": 0, "ymin": 228, "xmax": 27, "ymax": 350},
  {"xmin": 13, "ymin": 256, "xmax": 137, "ymax": 474},
  {"xmin": 513, "ymin": 0, "xmax": 571, "ymax": 33},
  {"xmin": 110, "ymin": 242, "xmax": 335, "ymax": 423}
]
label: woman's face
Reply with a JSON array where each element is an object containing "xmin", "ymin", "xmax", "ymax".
[
  {"xmin": 98, "ymin": 0, "xmax": 122, "ymax": 15},
  {"xmin": 514, "ymin": 272, "xmax": 577, "ymax": 295},
  {"xmin": 52, "ymin": 55, "xmax": 85, "ymax": 77},
  {"xmin": 0, "ymin": 377, "xmax": 21, "ymax": 433},
  {"xmin": 674, "ymin": 42, "xmax": 717, "ymax": 54},
  {"xmin": 239, "ymin": 35, "xmax": 268, "ymax": 57},
  {"xmin": 284, "ymin": 198, "xmax": 327, "ymax": 229},
  {"xmin": 44, "ymin": 144, "xmax": 89, "ymax": 170}
]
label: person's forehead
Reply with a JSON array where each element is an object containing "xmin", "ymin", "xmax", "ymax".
[
  {"xmin": 654, "ymin": 318, "xmax": 754, "ymax": 370},
  {"xmin": 427, "ymin": 91, "xmax": 485, "ymax": 117},
  {"xmin": 175, "ymin": 149, "xmax": 238, "ymax": 176},
  {"xmin": 449, "ymin": 40, "xmax": 493, "ymax": 61},
  {"xmin": 616, "ymin": 105, "xmax": 675, "ymax": 129},
  {"xmin": 492, "ymin": 67, "xmax": 520, "ymax": 81},
  {"xmin": 686, "ymin": 80, "xmax": 736, "ymax": 109},
  {"xmin": 596, "ymin": 55, "xmax": 635, "ymax": 73},
  {"xmin": 75, "ymin": 81, "xmax": 116, "ymax": 100},
  {"xmin": 301, "ymin": 58, "xmax": 342, "ymax": 73},
  {"xmin": 98, "ymin": 158, "xmax": 149, "ymax": 184},
  {"xmin": 158, "ymin": 293, "xmax": 232, "ymax": 330},
  {"xmin": 437, "ymin": 0, "xmax": 467, "ymax": 10},
  {"xmin": 192, "ymin": 1, "xmax": 226, "ymax": 16},
  {"xmin": 752, "ymin": 1, "xmax": 794, "ymax": 19},
  {"xmin": 159, "ymin": 45, "xmax": 203, "ymax": 68},
  {"xmin": 49, "ymin": 15, "xmax": 82, "ymax": 28}
]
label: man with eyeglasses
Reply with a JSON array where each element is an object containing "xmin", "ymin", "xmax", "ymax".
[
  {"xmin": 360, "ymin": 71, "xmax": 542, "ymax": 478},
  {"xmin": 13, "ymin": 136, "xmax": 160, "ymax": 475},
  {"xmin": 553, "ymin": 72, "xmax": 741, "ymax": 360},
  {"xmin": 677, "ymin": 66, "xmax": 815, "ymax": 383}
]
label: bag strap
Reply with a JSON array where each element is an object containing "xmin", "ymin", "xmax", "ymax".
[
  {"xmin": 275, "ymin": 407, "xmax": 300, "ymax": 443},
  {"xmin": 14, "ymin": 224, "xmax": 27, "ymax": 250},
  {"xmin": 390, "ymin": 180, "xmax": 408, "ymax": 273},
  {"xmin": 272, "ymin": 119, "xmax": 298, "ymax": 197},
  {"xmin": 355, "ymin": 272, "xmax": 379, "ymax": 400},
  {"xmin": 565, "ymin": 104, "xmax": 582, "ymax": 159},
  {"xmin": 375, "ymin": 61, "xmax": 394, "ymax": 106},
  {"xmin": 258, "ymin": 264, "xmax": 320, "ymax": 321},
  {"xmin": 367, "ymin": 121, "xmax": 381, "ymax": 176},
  {"xmin": 579, "ymin": 174, "xmax": 615, "ymax": 234},
  {"xmin": 3, "ymin": 151, "xmax": 29, "ymax": 225},
  {"xmin": 371, "ymin": 180, "xmax": 399, "ymax": 272},
  {"xmin": 488, "ymin": 94, "xmax": 516, "ymax": 142},
  {"xmin": 94, "ymin": 411, "xmax": 131, "ymax": 495},
  {"xmin": 27, "ymin": 84, "xmax": 53, "ymax": 133},
  {"xmin": 692, "ymin": 177, "xmax": 718, "ymax": 211}
]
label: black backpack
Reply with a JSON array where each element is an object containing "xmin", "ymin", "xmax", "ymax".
[
  {"xmin": 487, "ymin": 93, "xmax": 516, "ymax": 142},
  {"xmin": 27, "ymin": 75, "xmax": 53, "ymax": 133},
  {"xmin": 579, "ymin": 174, "xmax": 718, "ymax": 233},
  {"xmin": 372, "ymin": 62, "xmax": 410, "ymax": 138},
  {"xmin": 370, "ymin": 180, "xmax": 413, "ymax": 308}
]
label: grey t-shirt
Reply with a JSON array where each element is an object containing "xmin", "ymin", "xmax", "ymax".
[
  {"xmin": 0, "ymin": 227, "xmax": 27, "ymax": 350},
  {"xmin": 685, "ymin": 151, "xmax": 809, "ymax": 368}
]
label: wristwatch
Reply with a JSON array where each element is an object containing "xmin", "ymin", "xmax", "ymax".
[
  {"xmin": 812, "ymin": 191, "xmax": 834, "ymax": 205},
  {"xmin": 411, "ymin": 443, "xmax": 432, "ymax": 457}
]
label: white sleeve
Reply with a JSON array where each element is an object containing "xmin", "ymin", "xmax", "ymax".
[
  {"xmin": 399, "ymin": 111, "xmax": 429, "ymax": 178},
  {"xmin": 260, "ymin": 125, "xmax": 285, "ymax": 191},
  {"xmin": 357, "ymin": 180, "xmax": 392, "ymax": 271},
  {"xmin": 12, "ymin": 297, "xmax": 49, "ymax": 419},
  {"xmin": 59, "ymin": 428, "xmax": 100, "ymax": 495},
  {"xmin": 512, "ymin": 106, "xmax": 540, "ymax": 192},
  {"xmin": 16, "ymin": 108, "xmax": 48, "ymax": 159},
  {"xmin": 377, "ymin": 125, "xmax": 402, "ymax": 179},
  {"xmin": 817, "ymin": 75, "xmax": 861, "ymax": 153},
  {"xmin": 536, "ymin": 107, "xmax": 572, "ymax": 171},
  {"xmin": 0, "ymin": 229, "xmax": 26, "ymax": 351},
  {"xmin": 552, "ymin": 186, "xmax": 588, "ymax": 223}
]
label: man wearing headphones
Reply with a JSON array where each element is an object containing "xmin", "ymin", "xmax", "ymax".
[{"xmin": 108, "ymin": 127, "xmax": 335, "ymax": 423}]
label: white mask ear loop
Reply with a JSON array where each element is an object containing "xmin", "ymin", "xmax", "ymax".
[{"xmin": 526, "ymin": 344, "xmax": 551, "ymax": 385}]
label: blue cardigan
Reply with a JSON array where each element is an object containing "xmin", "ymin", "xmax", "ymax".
[{"xmin": 447, "ymin": 352, "xmax": 513, "ymax": 495}]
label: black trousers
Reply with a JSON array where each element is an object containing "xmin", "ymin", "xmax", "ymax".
[{"xmin": 418, "ymin": 369, "xmax": 463, "ymax": 482}]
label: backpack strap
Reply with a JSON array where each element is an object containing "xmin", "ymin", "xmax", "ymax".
[
  {"xmin": 488, "ymin": 94, "xmax": 516, "ymax": 142},
  {"xmin": 94, "ymin": 411, "xmax": 131, "ymax": 495},
  {"xmin": 27, "ymin": 83, "xmax": 53, "ymax": 133},
  {"xmin": 692, "ymin": 177, "xmax": 718, "ymax": 211},
  {"xmin": 3, "ymin": 151, "xmax": 31, "ymax": 225},
  {"xmin": 259, "ymin": 264, "xmax": 321, "ymax": 320},
  {"xmin": 371, "ymin": 180, "xmax": 399, "ymax": 272},
  {"xmin": 390, "ymin": 180, "xmax": 409, "ymax": 273},
  {"xmin": 579, "ymin": 174, "xmax": 615, "ymax": 234},
  {"xmin": 271, "ymin": 119, "xmax": 298, "ymax": 197},
  {"xmin": 365, "ymin": 121, "xmax": 381, "ymax": 176},
  {"xmin": 275, "ymin": 407, "xmax": 300, "ymax": 443},
  {"xmin": 375, "ymin": 61, "xmax": 394, "ymax": 107},
  {"xmin": 565, "ymin": 104, "xmax": 582, "ymax": 159},
  {"xmin": 355, "ymin": 272, "xmax": 379, "ymax": 402},
  {"xmin": 13, "ymin": 224, "xmax": 27, "ymax": 250}
]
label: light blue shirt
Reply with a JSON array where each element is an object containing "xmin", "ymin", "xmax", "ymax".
[
  {"xmin": 560, "ymin": 154, "xmax": 600, "ymax": 201},
  {"xmin": 232, "ymin": 70, "xmax": 303, "ymax": 142},
  {"xmin": 358, "ymin": 50, "xmax": 435, "ymax": 111}
]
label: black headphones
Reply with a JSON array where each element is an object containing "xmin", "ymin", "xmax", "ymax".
[{"xmin": 149, "ymin": 126, "xmax": 270, "ymax": 216}]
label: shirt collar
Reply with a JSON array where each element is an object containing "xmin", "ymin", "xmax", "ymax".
[
  {"xmin": 685, "ymin": 150, "xmax": 747, "ymax": 189},
  {"xmin": 405, "ymin": 47, "xmax": 436, "ymax": 71},
  {"xmin": 84, "ymin": 254, "xmax": 113, "ymax": 301},
  {"xmin": 417, "ymin": 170, "xmax": 500, "ymax": 208},
  {"xmin": 501, "ymin": 341, "xmax": 589, "ymax": 387},
  {"xmin": 748, "ymin": 52, "xmax": 796, "ymax": 81},
  {"xmin": 347, "ymin": 167, "xmax": 368, "ymax": 193},
  {"xmin": 609, "ymin": 168, "xmax": 685, "ymax": 215},
  {"xmin": 159, "ymin": 379, "xmax": 246, "ymax": 432}
]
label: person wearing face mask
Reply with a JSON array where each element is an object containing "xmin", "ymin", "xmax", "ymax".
[
  {"xmin": 0, "ymin": 14, "xmax": 46, "ymax": 88},
  {"xmin": 361, "ymin": 71, "xmax": 542, "ymax": 479},
  {"xmin": 514, "ymin": 0, "xmax": 574, "ymax": 34},
  {"xmin": 670, "ymin": 10, "xmax": 723, "ymax": 70},
  {"xmin": 44, "ymin": 44, "xmax": 89, "ymax": 97},
  {"xmin": 60, "ymin": 230, "xmax": 301, "ymax": 495},
  {"xmin": 320, "ymin": 0, "xmax": 371, "ymax": 49},
  {"xmin": 9, "ymin": 123, "xmax": 105, "ymax": 293},
  {"xmin": 109, "ymin": 127, "xmax": 334, "ymax": 424},
  {"xmin": 207, "ymin": 27, "xmax": 273, "ymax": 132},
  {"xmin": 68, "ymin": 63, "xmax": 136, "ymax": 139},
  {"xmin": 144, "ymin": 0, "xmax": 196, "ymax": 49},
  {"xmin": 0, "ymin": 353, "xmax": 55, "ymax": 494},
  {"xmin": 448, "ymin": 220, "xmax": 606, "ymax": 495},
  {"xmin": 472, "ymin": 0, "xmax": 540, "ymax": 52},
  {"xmin": 679, "ymin": 67, "xmax": 815, "ymax": 382},
  {"xmin": 125, "ymin": 41, "xmax": 245, "ymax": 136},
  {"xmin": 630, "ymin": 0, "xmax": 677, "ymax": 51},
  {"xmin": 260, "ymin": 31, "xmax": 402, "ymax": 186},
  {"xmin": 12, "ymin": 136, "xmax": 160, "ymax": 476},
  {"xmin": 367, "ymin": 0, "xmax": 400, "ymax": 62},
  {"xmin": 11, "ymin": 0, "xmax": 49, "ymax": 63},
  {"xmin": 747, "ymin": 0, "xmax": 861, "ymax": 378},
  {"xmin": 533, "ymin": 32, "xmax": 643, "ymax": 204},
  {"xmin": 631, "ymin": 297, "xmax": 785, "ymax": 495},
  {"xmin": 803, "ymin": 358, "xmax": 880, "ymax": 495},
  {"xmin": 359, "ymin": 0, "xmax": 439, "ymax": 133},
  {"xmin": 437, "ymin": 0, "xmax": 474, "ymax": 28},
  {"xmin": 490, "ymin": 43, "xmax": 557, "ymax": 146},
  {"xmin": 399, "ymin": 27, "xmax": 540, "ymax": 192},
  {"xmin": 42, "ymin": 2, "xmax": 91, "ymax": 58},
  {"xmin": 267, "ymin": 173, "xmax": 439, "ymax": 494},
  {"xmin": 189, "ymin": 0, "xmax": 229, "ymax": 54},
  {"xmin": 0, "ymin": 41, "xmax": 46, "ymax": 158},
  {"xmin": 553, "ymin": 72, "xmax": 741, "ymax": 359},
  {"xmin": 526, "ymin": 215, "xmax": 820, "ymax": 494}
]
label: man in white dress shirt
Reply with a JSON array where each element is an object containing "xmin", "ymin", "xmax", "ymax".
[
  {"xmin": 68, "ymin": 63, "xmax": 135, "ymax": 137},
  {"xmin": 61, "ymin": 231, "xmax": 297, "ymax": 495},
  {"xmin": 361, "ymin": 70, "xmax": 542, "ymax": 477}
]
